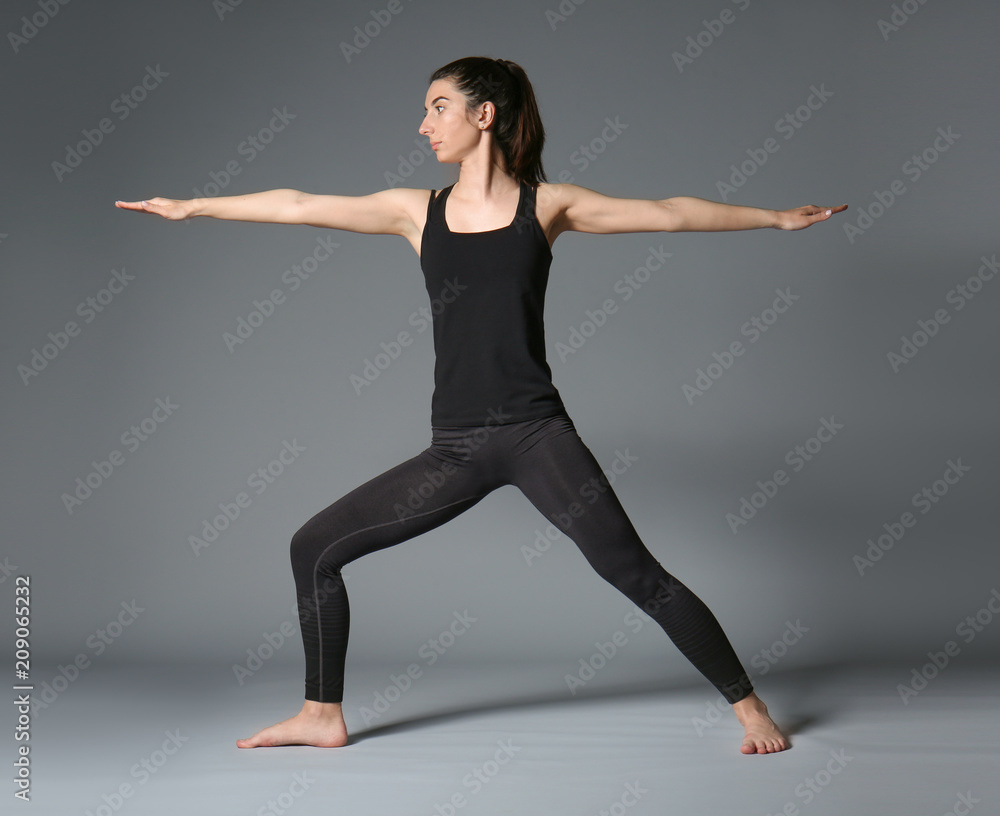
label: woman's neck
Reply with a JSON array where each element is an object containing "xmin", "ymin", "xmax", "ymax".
[{"xmin": 453, "ymin": 148, "xmax": 518, "ymax": 202}]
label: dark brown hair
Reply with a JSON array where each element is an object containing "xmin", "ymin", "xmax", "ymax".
[{"xmin": 429, "ymin": 56, "xmax": 547, "ymax": 185}]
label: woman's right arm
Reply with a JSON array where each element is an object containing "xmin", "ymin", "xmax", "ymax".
[{"xmin": 115, "ymin": 188, "xmax": 423, "ymax": 237}]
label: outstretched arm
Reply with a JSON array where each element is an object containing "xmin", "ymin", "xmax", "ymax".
[
  {"xmin": 551, "ymin": 183, "xmax": 847, "ymax": 237},
  {"xmin": 665, "ymin": 197, "xmax": 848, "ymax": 231},
  {"xmin": 115, "ymin": 188, "xmax": 424, "ymax": 236}
]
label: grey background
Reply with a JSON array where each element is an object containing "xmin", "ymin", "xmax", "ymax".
[{"xmin": 3, "ymin": 0, "xmax": 998, "ymax": 696}]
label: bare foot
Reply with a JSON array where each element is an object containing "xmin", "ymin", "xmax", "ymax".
[
  {"xmin": 236, "ymin": 700, "xmax": 349, "ymax": 748},
  {"xmin": 732, "ymin": 692, "xmax": 789, "ymax": 754}
]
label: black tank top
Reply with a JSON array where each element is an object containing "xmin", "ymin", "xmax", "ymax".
[{"xmin": 420, "ymin": 180, "xmax": 566, "ymax": 427}]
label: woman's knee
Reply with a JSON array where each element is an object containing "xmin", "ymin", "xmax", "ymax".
[
  {"xmin": 290, "ymin": 520, "xmax": 339, "ymax": 573},
  {"xmin": 593, "ymin": 546, "xmax": 667, "ymax": 600}
]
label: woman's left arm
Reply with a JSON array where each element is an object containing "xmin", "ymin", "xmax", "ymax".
[
  {"xmin": 668, "ymin": 196, "xmax": 848, "ymax": 231},
  {"xmin": 552, "ymin": 183, "xmax": 847, "ymax": 235}
]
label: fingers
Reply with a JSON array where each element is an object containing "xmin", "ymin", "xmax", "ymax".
[
  {"xmin": 776, "ymin": 203, "xmax": 848, "ymax": 230},
  {"xmin": 114, "ymin": 200, "xmax": 151, "ymax": 212},
  {"xmin": 805, "ymin": 204, "xmax": 848, "ymax": 220},
  {"xmin": 806, "ymin": 204, "xmax": 848, "ymax": 215},
  {"xmin": 798, "ymin": 204, "xmax": 847, "ymax": 215},
  {"xmin": 115, "ymin": 198, "xmax": 173, "ymax": 216},
  {"xmin": 816, "ymin": 204, "xmax": 848, "ymax": 219}
]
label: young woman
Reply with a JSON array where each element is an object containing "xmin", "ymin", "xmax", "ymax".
[{"xmin": 117, "ymin": 56, "xmax": 845, "ymax": 754}]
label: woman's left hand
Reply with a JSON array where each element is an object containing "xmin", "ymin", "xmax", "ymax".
[{"xmin": 774, "ymin": 204, "xmax": 848, "ymax": 230}]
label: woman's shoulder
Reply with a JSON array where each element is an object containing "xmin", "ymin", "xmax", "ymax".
[
  {"xmin": 533, "ymin": 181, "xmax": 573, "ymax": 221},
  {"xmin": 535, "ymin": 181, "xmax": 593, "ymax": 199},
  {"xmin": 535, "ymin": 181, "xmax": 595, "ymax": 210},
  {"xmin": 376, "ymin": 186, "xmax": 441, "ymax": 217}
]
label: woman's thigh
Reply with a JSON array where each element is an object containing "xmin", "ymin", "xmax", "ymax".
[
  {"xmin": 508, "ymin": 415, "xmax": 662, "ymax": 584},
  {"xmin": 290, "ymin": 444, "xmax": 498, "ymax": 573}
]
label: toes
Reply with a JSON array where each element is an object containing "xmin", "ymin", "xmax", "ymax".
[
  {"xmin": 741, "ymin": 735, "xmax": 789, "ymax": 753},
  {"xmin": 740, "ymin": 723, "xmax": 789, "ymax": 754}
]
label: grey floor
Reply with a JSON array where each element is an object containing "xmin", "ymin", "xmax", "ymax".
[{"xmin": 15, "ymin": 659, "xmax": 998, "ymax": 815}]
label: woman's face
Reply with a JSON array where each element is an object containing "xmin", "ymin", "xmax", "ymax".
[{"xmin": 419, "ymin": 78, "xmax": 488, "ymax": 163}]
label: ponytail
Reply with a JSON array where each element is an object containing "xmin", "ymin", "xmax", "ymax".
[{"xmin": 428, "ymin": 56, "xmax": 547, "ymax": 186}]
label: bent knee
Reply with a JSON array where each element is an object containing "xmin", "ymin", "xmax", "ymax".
[
  {"xmin": 597, "ymin": 553, "xmax": 671, "ymax": 598},
  {"xmin": 290, "ymin": 523, "xmax": 339, "ymax": 571}
]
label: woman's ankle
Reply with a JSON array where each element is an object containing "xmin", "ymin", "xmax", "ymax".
[
  {"xmin": 732, "ymin": 691, "xmax": 765, "ymax": 712},
  {"xmin": 301, "ymin": 699, "xmax": 343, "ymax": 717}
]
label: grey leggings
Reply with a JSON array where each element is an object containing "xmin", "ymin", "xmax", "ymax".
[{"xmin": 290, "ymin": 411, "xmax": 753, "ymax": 705}]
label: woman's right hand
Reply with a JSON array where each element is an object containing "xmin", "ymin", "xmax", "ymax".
[{"xmin": 115, "ymin": 197, "xmax": 197, "ymax": 220}]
